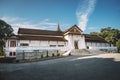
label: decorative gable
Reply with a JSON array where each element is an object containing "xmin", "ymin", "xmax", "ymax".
[
  {"xmin": 64, "ymin": 25, "xmax": 83, "ymax": 35},
  {"xmin": 70, "ymin": 27, "xmax": 80, "ymax": 33}
]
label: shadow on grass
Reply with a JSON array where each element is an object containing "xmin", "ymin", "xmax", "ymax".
[{"xmin": 0, "ymin": 58, "xmax": 16, "ymax": 63}]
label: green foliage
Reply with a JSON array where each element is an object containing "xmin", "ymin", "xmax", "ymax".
[
  {"xmin": 0, "ymin": 19, "xmax": 13, "ymax": 38},
  {"xmin": 52, "ymin": 53, "xmax": 55, "ymax": 57},
  {"xmin": 90, "ymin": 32, "xmax": 99, "ymax": 35},
  {"xmin": 116, "ymin": 40, "xmax": 120, "ymax": 52},
  {"xmin": 41, "ymin": 54, "xmax": 43, "ymax": 58},
  {"xmin": 57, "ymin": 53, "xmax": 60, "ymax": 56},
  {"xmin": 46, "ymin": 51, "xmax": 49, "ymax": 57},
  {"xmin": 0, "ymin": 56, "xmax": 5, "ymax": 58},
  {"xmin": 90, "ymin": 27, "xmax": 120, "ymax": 46},
  {"xmin": 116, "ymin": 40, "xmax": 120, "ymax": 48},
  {"xmin": 0, "ymin": 19, "xmax": 13, "ymax": 54}
]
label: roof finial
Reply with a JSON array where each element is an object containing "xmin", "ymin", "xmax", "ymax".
[{"xmin": 57, "ymin": 23, "xmax": 61, "ymax": 32}]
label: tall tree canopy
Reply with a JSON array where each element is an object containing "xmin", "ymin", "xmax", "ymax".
[
  {"xmin": 0, "ymin": 19, "xmax": 13, "ymax": 55},
  {"xmin": 90, "ymin": 27, "xmax": 120, "ymax": 52}
]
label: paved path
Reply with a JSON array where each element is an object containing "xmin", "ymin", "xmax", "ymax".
[{"xmin": 0, "ymin": 53, "xmax": 120, "ymax": 80}]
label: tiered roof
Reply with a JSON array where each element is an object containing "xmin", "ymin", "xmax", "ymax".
[
  {"xmin": 18, "ymin": 26, "xmax": 66, "ymax": 41},
  {"xmin": 6, "ymin": 25, "xmax": 109, "ymax": 43},
  {"xmin": 85, "ymin": 34, "xmax": 108, "ymax": 43}
]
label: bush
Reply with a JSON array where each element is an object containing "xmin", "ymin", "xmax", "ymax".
[
  {"xmin": 0, "ymin": 56, "xmax": 5, "ymax": 59},
  {"xmin": 41, "ymin": 54, "xmax": 43, "ymax": 58},
  {"xmin": 16, "ymin": 60, "xmax": 19, "ymax": 63},
  {"xmin": 69, "ymin": 53, "xmax": 71, "ymax": 56},
  {"xmin": 46, "ymin": 53, "xmax": 49, "ymax": 57},
  {"xmin": 52, "ymin": 53, "xmax": 54, "ymax": 57},
  {"xmin": 0, "ymin": 57, "xmax": 16, "ymax": 63},
  {"xmin": 57, "ymin": 53, "xmax": 60, "ymax": 56}
]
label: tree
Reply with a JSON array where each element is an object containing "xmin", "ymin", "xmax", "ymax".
[
  {"xmin": 116, "ymin": 40, "xmax": 120, "ymax": 53},
  {"xmin": 99, "ymin": 27, "xmax": 111, "ymax": 39},
  {"xmin": 0, "ymin": 19, "xmax": 13, "ymax": 55},
  {"xmin": 90, "ymin": 32, "xmax": 99, "ymax": 35},
  {"xmin": 90, "ymin": 27, "xmax": 120, "ymax": 46}
]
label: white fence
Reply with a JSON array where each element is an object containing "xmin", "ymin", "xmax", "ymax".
[
  {"xmin": 16, "ymin": 50, "xmax": 65, "ymax": 60},
  {"xmin": 15, "ymin": 46, "xmax": 68, "ymax": 60},
  {"xmin": 89, "ymin": 46, "xmax": 117, "ymax": 52},
  {"xmin": 16, "ymin": 46, "xmax": 68, "ymax": 52}
]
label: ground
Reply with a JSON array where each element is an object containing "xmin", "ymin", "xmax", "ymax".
[{"xmin": 0, "ymin": 53, "xmax": 120, "ymax": 80}]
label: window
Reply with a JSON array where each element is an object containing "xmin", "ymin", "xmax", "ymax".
[
  {"xmin": 50, "ymin": 45, "xmax": 56, "ymax": 47},
  {"xmin": 10, "ymin": 41, "xmax": 16, "ymax": 47},
  {"xmin": 9, "ymin": 52, "xmax": 16, "ymax": 56},
  {"xmin": 20, "ymin": 43, "xmax": 29, "ymax": 46},
  {"xmin": 58, "ymin": 45, "xmax": 64, "ymax": 47},
  {"xmin": 9, "ymin": 52, "xmax": 12, "ymax": 56},
  {"xmin": 13, "ymin": 52, "xmax": 16, "ymax": 56}
]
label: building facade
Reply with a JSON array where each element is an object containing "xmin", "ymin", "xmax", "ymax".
[{"xmin": 4, "ymin": 25, "xmax": 117, "ymax": 58}]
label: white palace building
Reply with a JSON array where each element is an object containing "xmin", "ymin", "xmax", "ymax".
[{"xmin": 4, "ymin": 25, "xmax": 117, "ymax": 58}]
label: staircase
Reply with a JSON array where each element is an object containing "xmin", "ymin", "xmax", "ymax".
[
  {"xmin": 62, "ymin": 49, "xmax": 72, "ymax": 56},
  {"xmin": 63, "ymin": 49, "xmax": 107, "ymax": 56}
]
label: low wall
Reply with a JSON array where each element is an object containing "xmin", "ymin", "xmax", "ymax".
[{"xmin": 16, "ymin": 50, "xmax": 65, "ymax": 60}]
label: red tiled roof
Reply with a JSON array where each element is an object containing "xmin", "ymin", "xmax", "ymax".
[
  {"xmin": 85, "ymin": 34, "xmax": 108, "ymax": 43},
  {"xmin": 18, "ymin": 28, "xmax": 63, "ymax": 36},
  {"xmin": 18, "ymin": 36, "xmax": 67, "ymax": 41}
]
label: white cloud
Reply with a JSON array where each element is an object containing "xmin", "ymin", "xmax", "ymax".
[
  {"xmin": 1, "ymin": 16, "xmax": 58, "ymax": 34},
  {"xmin": 88, "ymin": 26, "xmax": 97, "ymax": 30},
  {"xmin": 76, "ymin": 0, "xmax": 96, "ymax": 31}
]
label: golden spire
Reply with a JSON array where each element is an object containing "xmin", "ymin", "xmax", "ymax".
[{"xmin": 57, "ymin": 23, "xmax": 61, "ymax": 32}]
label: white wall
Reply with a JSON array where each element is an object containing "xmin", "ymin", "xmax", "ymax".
[
  {"xmin": 78, "ymin": 35, "xmax": 86, "ymax": 49},
  {"xmin": 86, "ymin": 42, "xmax": 111, "ymax": 47},
  {"xmin": 30, "ymin": 41, "xmax": 40, "ymax": 46},
  {"xmin": 86, "ymin": 42, "xmax": 117, "ymax": 52},
  {"xmin": 16, "ymin": 40, "xmax": 68, "ymax": 52},
  {"xmin": 5, "ymin": 39, "xmax": 17, "ymax": 57},
  {"xmin": 29, "ymin": 40, "xmax": 67, "ymax": 47},
  {"xmin": 64, "ymin": 35, "xmax": 73, "ymax": 49},
  {"xmin": 49, "ymin": 41, "xmax": 57, "ymax": 45},
  {"xmin": 64, "ymin": 34, "xmax": 86, "ymax": 49},
  {"xmin": 5, "ymin": 39, "xmax": 68, "ymax": 57},
  {"xmin": 18, "ymin": 40, "xmax": 29, "ymax": 46}
]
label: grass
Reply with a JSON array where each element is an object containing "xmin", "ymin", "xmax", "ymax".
[{"xmin": 0, "ymin": 56, "xmax": 5, "ymax": 59}]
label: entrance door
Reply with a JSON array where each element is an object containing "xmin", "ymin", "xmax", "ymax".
[{"xmin": 74, "ymin": 41, "xmax": 78, "ymax": 49}]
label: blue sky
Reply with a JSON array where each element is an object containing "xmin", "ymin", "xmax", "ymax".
[{"xmin": 0, "ymin": 0, "xmax": 120, "ymax": 34}]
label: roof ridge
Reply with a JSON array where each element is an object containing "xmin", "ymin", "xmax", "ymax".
[
  {"xmin": 18, "ymin": 28, "xmax": 61, "ymax": 32},
  {"xmin": 18, "ymin": 28, "xmax": 64, "ymax": 36}
]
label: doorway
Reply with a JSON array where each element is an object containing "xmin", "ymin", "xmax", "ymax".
[{"xmin": 74, "ymin": 41, "xmax": 78, "ymax": 49}]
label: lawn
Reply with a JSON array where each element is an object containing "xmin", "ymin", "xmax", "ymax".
[{"xmin": 0, "ymin": 56, "xmax": 5, "ymax": 59}]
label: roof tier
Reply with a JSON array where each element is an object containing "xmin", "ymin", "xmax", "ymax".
[
  {"xmin": 18, "ymin": 35, "xmax": 67, "ymax": 41},
  {"xmin": 85, "ymin": 34, "xmax": 108, "ymax": 43},
  {"xmin": 18, "ymin": 28, "xmax": 63, "ymax": 36}
]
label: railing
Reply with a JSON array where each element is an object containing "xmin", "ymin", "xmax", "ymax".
[
  {"xmin": 89, "ymin": 46, "xmax": 117, "ymax": 51},
  {"xmin": 16, "ymin": 46, "xmax": 68, "ymax": 52}
]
